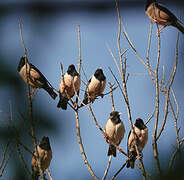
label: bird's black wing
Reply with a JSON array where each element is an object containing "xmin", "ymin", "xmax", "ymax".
[
  {"xmin": 81, "ymin": 77, "xmax": 92, "ymax": 105},
  {"xmin": 84, "ymin": 77, "xmax": 92, "ymax": 96},
  {"xmin": 156, "ymin": 3, "xmax": 178, "ymax": 21},
  {"xmin": 29, "ymin": 63, "xmax": 49, "ymax": 85},
  {"xmin": 127, "ymin": 130, "xmax": 131, "ymax": 155}
]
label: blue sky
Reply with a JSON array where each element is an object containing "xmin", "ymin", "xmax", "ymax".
[{"xmin": 0, "ymin": 0, "xmax": 184, "ymax": 179}]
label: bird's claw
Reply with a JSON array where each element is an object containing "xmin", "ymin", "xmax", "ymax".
[
  {"xmin": 137, "ymin": 153, "xmax": 143, "ymax": 160},
  {"xmin": 117, "ymin": 146, "xmax": 122, "ymax": 153},
  {"xmin": 104, "ymin": 135, "xmax": 109, "ymax": 143},
  {"xmin": 74, "ymin": 103, "xmax": 78, "ymax": 110}
]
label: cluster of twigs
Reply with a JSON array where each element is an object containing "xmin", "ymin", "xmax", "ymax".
[
  {"xmin": 0, "ymin": 0, "xmax": 183, "ymax": 180},
  {"xmin": 71, "ymin": 1, "xmax": 183, "ymax": 180}
]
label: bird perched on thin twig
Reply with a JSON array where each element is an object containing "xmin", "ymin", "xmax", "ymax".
[
  {"xmin": 145, "ymin": 0, "xmax": 184, "ymax": 34},
  {"xmin": 104, "ymin": 111, "xmax": 125, "ymax": 157},
  {"xmin": 127, "ymin": 118, "xmax": 148, "ymax": 168},
  {"xmin": 18, "ymin": 56, "xmax": 57, "ymax": 99},
  {"xmin": 81, "ymin": 68, "xmax": 106, "ymax": 106},
  {"xmin": 57, "ymin": 64, "xmax": 81, "ymax": 110},
  {"xmin": 32, "ymin": 136, "xmax": 52, "ymax": 180}
]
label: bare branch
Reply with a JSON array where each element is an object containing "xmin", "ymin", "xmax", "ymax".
[
  {"xmin": 169, "ymin": 138, "xmax": 184, "ymax": 170},
  {"xmin": 110, "ymin": 160, "xmax": 128, "ymax": 180},
  {"xmin": 18, "ymin": 19, "xmax": 27, "ymax": 57},
  {"xmin": 108, "ymin": 82, "xmax": 115, "ymax": 111},
  {"xmin": 102, "ymin": 156, "xmax": 112, "ymax": 180},
  {"xmin": 74, "ymin": 111, "xmax": 98, "ymax": 180},
  {"xmin": 152, "ymin": 24, "xmax": 162, "ymax": 177},
  {"xmin": 16, "ymin": 143, "xmax": 32, "ymax": 177},
  {"xmin": 146, "ymin": 108, "xmax": 155, "ymax": 125},
  {"xmin": 76, "ymin": 25, "xmax": 82, "ymax": 104},
  {"xmin": 114, "ymin": 0, "xmax": 146, "ymax": 178},
  {"xmin": 18, "ymin": 19, "xmax": 44, "ymax": 180},
  {"xmin": 0, "ymin": 145, "xmax": 14, "ymax": 177},
  {"xmin": 47, "ymin": 169, "xmax": 53, "ymax": 180},
  {"xmin": 121, "ymin": 20, "xmax": 154, "ymax": 73},
  {"xmin": 0, "ymin": 141, "xmax": 10, "ymax": 171}
]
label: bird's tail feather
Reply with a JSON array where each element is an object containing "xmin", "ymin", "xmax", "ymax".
[
  {"xmin": 57, "ymin": 94, "xmax": 68, "ymax": 110},
  {"xmin": 32, "ymin": 170, "xmax": 39, "ymax": 180},
  {"xmin": 175, "ymin": 21, "xmax": 184, "ymax": 34},
  {"xmin": 44, "ymin": 85, "xmax": 57, "ymax": 99},
  {"xmin": 80, "ymin": 96, "xmax": 90, "ymax": 107},
  {"xmin": 108, "ymin": 145, "xmax": 116, "ymax": 157},
  {"xmin": 126, "ymin": 150, "xmax": 137, "ymax": 168}
]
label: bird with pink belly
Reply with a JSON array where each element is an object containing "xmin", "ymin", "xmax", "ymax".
[
  {"xmin": 127, "ymin": 118, "xmax": 148, "ymax": 168},
  {"xmin": 145, "ymin": 0, "xmax": 184, "ymax": 34}
]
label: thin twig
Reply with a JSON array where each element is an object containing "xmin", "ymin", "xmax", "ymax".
[
  {"xmin": 0, "ymin": 145, "xmax": 14, "ymax": 177},
  {"xmin": 171, "ymin": 88, "xmax": 180, "ymax": 149},
  {"xmin": 47, "ymin": 169, "xmax": 53, "ymax": 180},
  {"xmin": 115, "ymin": 0, "xmax": 147, "ymax": 178},
  {"xmin": 169, "ymin": 138, "xmax": 184, "ymax": 170},
  {"xmin": 76, "ymin": 25, "xmax": 82, "ymax": 104},
  {"xmin": 146, "ymin": 21, "xmax": 153, "ymax": 64},
  {"xmin": 18, "ymin": 19, "xmax": 27, "ymax": 57},
  {"xmin": 110, "ymin": 160, "xmax": 128, "ymax": 180},
  {"xmin": 108, "ymin": 67, "xmax": 124, "ymax": 99},
  {"xmin": 103, "ymin": 86, "xmax": 118, "ymax": 96},
  {"xmin": 106, "ymin": 44, "xmax": 121, "ymax": 76},
  {"xmin": 18, "ymin": 19, "xmax": 44, "ymax": 180},
  {"xmin": 108, "ymin": 82, "xmax": 115, "ymax": 111},
  {"xmin": 102, "ymin": 156, "xmax": 112, "ymax": 180},
  {"xmin": 0, "ymin": 141, "xmax": 10, "ymax": 171},
  {"xmin": 167, "ymin": 34, "xmax": 179, "ymax": 140},
  {"xmin": 101, "ymin": 83, "xmax": 116, "ymax": 180},
  {"xmin": 146, "ymin": 21, "xmax": 155, "ymax": 83},
  {"xmin": 146, "ymin": 108, "xmax": 155, "ymax": 125},
  {"xmin": 156, "ymin": 91, "xmax": 169, "ymax": 140},
  {"xmin": 74, "ymin": 111, "xmax": 98, "ymax": 180},
  {"xmin": 121, "ymin": 20, "xmax": 154, "ymax": 73},
  {"xmin": 152, "ymin": 24, "xmax": 161, "ymax": 177},
  {"xmin": 16, "ymin": 143, "xmax": 32, "ymax": 177}
]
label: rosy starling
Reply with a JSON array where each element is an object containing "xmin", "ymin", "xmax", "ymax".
[
  {"xmin": 82, "ymin": 68, "xmax": 106, "ymax": 106},
  {"xmin": 18, "ymin": 56, "xmax": 57, "ymax": 99},
  {"xmin": 145, "ymin": 0, "xmax": 184, "ymax": 33},
  {"xmin": 32, "ymin": 136, "xmax": 52, "ymax": 180},
  {"xmin": 127, "ymin": 118, "xmax": 148, "ymax": 168},
  {"xmin": 104, "ymin": 111, "xmax": 125, "ymax": 157},
  {"xmin": 57, "ymin": 64, "xmax": 81, "ymax": 110}
]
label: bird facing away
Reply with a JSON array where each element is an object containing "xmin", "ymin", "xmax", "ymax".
[
  {"xmin": 127, "ymin": 118, "xmax": 148, "ymax": 168},
  {"xmin": 104, "ymin": 111, "xmax": 125, "ymax": 157},
  {"xmin": 145, "ymin": 0, "xmax": 184, "ymax": 34},
  {"xmin": 81, "ymin": 68, "xmax": 106, "ymax": 106},
  {"xmin": 18, "ymin": 56, "xmax": 57, "ymax": 99},
  {"xmin": 57, "ymin": 64, "xmax": 81, "ymax": 110},
  {"xmin": 32, "ymin": 136, "xmax": 52, "ymax": 180}
]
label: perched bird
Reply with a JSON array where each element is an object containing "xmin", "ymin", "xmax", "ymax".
[
  {"xmin": 81, "ymin": 68, "xmax": 106, "ymax": 106},
  {"xmin": 127, "ymin": 118, "xmax": 148, "ymax": 168},
  {"xmin": 57, "ymin": 64, "xmax": 81, "ymax": 110},
  {"xmin": 18, "ymin": 56, "xmax": 57, "ymax": 99},
  {"xmin": 32, "ymin": 136, "xmax": 52, "ymax": 180},
  {"xmin": 104, "ymin": 111, "xmax": 125, "ymax": 157},
  {"xmin": 145, "ymin": 0, "xmax": 184, "ymax": 34}
]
